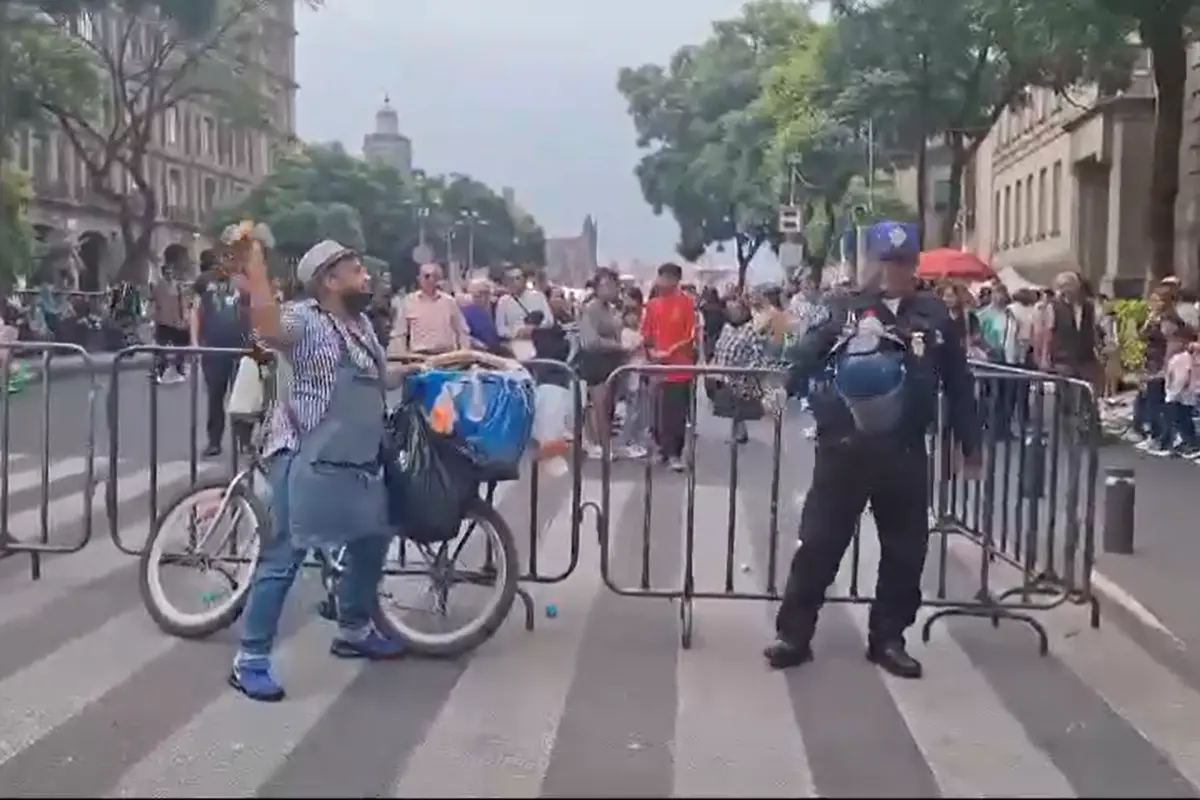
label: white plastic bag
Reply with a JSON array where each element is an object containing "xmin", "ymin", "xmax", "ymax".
[
  {"xmin": 533, "ymin": 383, "xmax": 571, "ymax": 475},
  {"xmin": 226, "ymin": 356, "xmax": 264, "ymax": 417}
]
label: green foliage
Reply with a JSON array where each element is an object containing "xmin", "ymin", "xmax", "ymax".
[
  {"xmin": 819, "ymin": 0, "xmax": 1135, "ymax": 246},
  {"xmin": 0, "ymin": 170, "xmax": 36, "ymax": 289},
  {"xmin": 26, "ymin": 0, "xmax": 294, "ymax": 281},
  {"xmin": 616, "ymin": 0, "xmax": 815, "ymax": 283},
  {"xmin": 210, "ymin": 143, "xmax": 545, "ymax": 287},
  {"xmin": 2, "ymin": 8, "xmax": 99, "ymax": 138},
  {"xmin": 1112, "ymin": 298, "xmax": 1148, "ymax": 371}
]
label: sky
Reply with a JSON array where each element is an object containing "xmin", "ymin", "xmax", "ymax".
[{"xmin": 293, "ymin": 0, "xmax": 757, "ymax": 264}]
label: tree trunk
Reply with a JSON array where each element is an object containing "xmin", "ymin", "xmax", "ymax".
[
  {"xmin": 940, "ymin": 131, "xmax": 966, "ymax": 247},
  {"xmin": 915, "ymin": 51, "xmax": 930, "ymax": 250},
  {"xmin": 1142, "ymin": 16, "xmax": 1187, "ymax": 281},
  {"xmin": 736, "ymin": 233, "xmax": 764, "ymax": 290}
]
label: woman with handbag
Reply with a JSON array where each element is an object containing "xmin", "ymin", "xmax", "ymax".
[{"xmin": 709, "ymin": 296, "xmax": 784, "ymax": 443}]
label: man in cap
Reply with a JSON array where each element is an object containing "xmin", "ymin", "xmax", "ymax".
[
  {"xmin": 764, "ymin": 220, "xmax": 981, "ymax": 679},
  {"xmin": 227, "ymin": 236, "xmax": 404, "ymax": 702}
]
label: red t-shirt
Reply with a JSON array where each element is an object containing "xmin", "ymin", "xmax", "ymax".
[{"xmin": 641, "ymin": 291, "xmax": 695, "ymax": 383}]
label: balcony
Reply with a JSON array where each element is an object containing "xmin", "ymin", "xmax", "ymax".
[
  {"xmin": 33, "ymin": 178, "xmax": 73, "ymax": 202},
  {"xmin": 163, "ymin": 205, "xmax": 195, "ymax": 225}
]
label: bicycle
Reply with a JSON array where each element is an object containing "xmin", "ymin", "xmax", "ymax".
[{"xmin": 137, "ymin": 349, "xmax": 523, "ymax": 658}]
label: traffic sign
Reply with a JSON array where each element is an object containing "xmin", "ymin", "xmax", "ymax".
[{"xmin": 778, "ymin": 205, "xmax": 803, "ymax": 233}]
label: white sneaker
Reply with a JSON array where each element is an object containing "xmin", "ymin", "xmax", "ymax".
[
  {"xmin": 667, "ymin": 456, "xmax": 686, "ymax": 472},
  {"xmin": 583, "ymin": 443, "xmax": 604, "ymax": 460},
  {"xmin": 616, "ymin": 444, "xmax": 647, "ymax": 459}
]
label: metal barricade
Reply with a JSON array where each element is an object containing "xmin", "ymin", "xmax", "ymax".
[
  {"xmin": 589, "ymin": 362, "xmax": 1101, "ymax": 653},
  {"xmin": 106, "ymin": 344, "xmax": 254, "ymax": 555},
  {"xmin": 0, "ymin": 342, "xmax": 101, "ymax": 579},
  {"xmin": 923, "ymin": 362, "xmax": 1102, "ymax": 648}
]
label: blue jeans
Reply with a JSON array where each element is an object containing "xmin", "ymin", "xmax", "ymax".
[
  {"xmin": 1160, "ymin": 401, "xmax": 1198, "ymax": 451},
  {"xmin": 236, "ymin": 451, "xmax": 390, "ymax": 662},
  {"xmin": 1134, "ymin": 378, "xmax": 1166, "ymax": 439}
]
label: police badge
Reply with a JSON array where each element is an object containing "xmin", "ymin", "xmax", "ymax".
[{"xmin": 911, "ymin": 331, "xmax": 925, "ymax": 357}]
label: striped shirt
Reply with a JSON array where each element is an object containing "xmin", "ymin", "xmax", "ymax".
[{"xmin": 262, "ymin": 299, "xmax": 383, "ymax": 458}]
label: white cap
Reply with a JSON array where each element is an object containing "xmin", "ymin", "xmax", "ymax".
[{"xmin": 296, "ymin": 239, "xmax": 355, "ymax": 283}]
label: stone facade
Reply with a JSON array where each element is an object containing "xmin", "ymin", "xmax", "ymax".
[
  {"xmin": 362, "ymin": 97, "xmax": 412, "ymax": 177},
  {"xmin": 964, "ymin": 52, "xmax": 1158, "ymax": 295},
  {"xmin": 543, "ymin": 216, "xmax": 598, "ymax": 287},
  {"xmin": 17, "ymin": 2, "xmax": 298, "ymax": 287}
]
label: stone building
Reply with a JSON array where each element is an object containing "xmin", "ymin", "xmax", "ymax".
[
  {"xmin": 543, "ymin": 215, "xmax": 598, "ymax": 287},
  {"xmin": 362, "ymin": 96, "xmax": 412, "ymax": 177},
  {"xmin": 963, "ymin": 51, "xmax": 1158, "ymax": 294},
  {"xmin": 14, "ymin": 1, "xmax": 298, "ymax": 288}
]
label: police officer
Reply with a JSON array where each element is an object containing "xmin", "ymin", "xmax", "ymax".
[{"xmin": 764, "ymin": 221, "xmax": 981, "ymax": 679}]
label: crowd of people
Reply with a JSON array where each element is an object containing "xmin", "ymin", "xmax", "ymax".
[{"xmin": 924, "ymin": 270, "xmax": 1200, "ymax": 459}]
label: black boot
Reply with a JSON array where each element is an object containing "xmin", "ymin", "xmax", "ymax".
[
  {"xmin": 763, "ymin": 638, "xmax": 813, "ymax": 670},
  {"xmin": 866, "ymin": 638, "xmax": 923, "ymax": 679}
]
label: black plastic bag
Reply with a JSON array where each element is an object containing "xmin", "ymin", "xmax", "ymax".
[{"xmin": 383, "ymin": 402, "xmax": 479, "ymax": 544}]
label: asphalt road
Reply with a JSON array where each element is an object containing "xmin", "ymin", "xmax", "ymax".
[{"xmin": 0, "ymin": 410, "xmax": 1197, "ymax": 796}]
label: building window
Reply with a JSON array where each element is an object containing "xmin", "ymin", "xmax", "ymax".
[
  {"xmin": 1051, "ymin": 160, "xmax": 1062, "ymax": 234},
  {"xmin": 992, "ymin": 189, "xmax": 1001, "ymax": 249},
  {"xmin": 1025, "ymin": 176, "xmax": 1033, "ymax": 242},
  {"xmin": 1003, "ymin": 185, "xmax": 1011, "ymax": 247},
  {"xmin": 1014, "ymin": 179, "xmax": 1022, "ymax": 244},
  {"xmin": 1037, "ymin": 168, "xmax": 1047, "ymax": 237},
  {"xmin": 166, "ymin": 168, "xmax": 182, "ymax": 208},
  {"xmin": 203, "ymin": 177, "xmax": 218, "ymax": 211},
  {"xmin": 164, "ymin": 107, "xmax": 179, "ymax": 147}
]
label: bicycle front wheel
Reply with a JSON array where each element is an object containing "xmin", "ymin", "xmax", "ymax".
[
  {"xmin": 138, "ymin": 475, "xmax": 268, "ymax": 639},
  {"xmin": 374, "ymin": 497, "xmax": 519, "ymax": 658}
]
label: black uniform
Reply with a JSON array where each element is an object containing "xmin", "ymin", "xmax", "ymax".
[{"xmin": 766, "ymin": 288, "xmax": 980, "ymax": 677}]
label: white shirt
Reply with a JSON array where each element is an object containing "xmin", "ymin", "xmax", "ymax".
[
  {"xmin": 494, "ymin": 289, "xmax": 552, "ymax": 340},
  {"xmin": 1166, "ymin": 350, "xmax": 1196, "ymax": 404}
]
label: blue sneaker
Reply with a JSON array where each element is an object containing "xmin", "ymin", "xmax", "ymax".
[
  {"xmin": 330, "ymin": 627, "xmax": 406, "ymax": 660},
  {"xmin": 228, "ymin": 661, "xmax": 286, "ymax": 702}
]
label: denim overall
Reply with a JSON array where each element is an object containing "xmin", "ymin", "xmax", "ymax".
[{"xmin": 236, "ymin": 328, "xmax": 391, "ymax": 665}]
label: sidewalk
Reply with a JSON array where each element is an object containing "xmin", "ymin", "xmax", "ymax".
[{"xmin": 1088, "ymin": 435, "xmax": 1200, "ymax": 664}]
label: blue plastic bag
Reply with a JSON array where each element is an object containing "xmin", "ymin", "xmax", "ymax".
[{"xmin": 404, "ymin": 367, "xmax": 536, "ymax": 477}]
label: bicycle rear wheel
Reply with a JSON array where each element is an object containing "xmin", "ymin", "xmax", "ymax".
[
  {"xmin": 138, "ymin": 475, "xmax": 268, "ymax": 639},
  {"xmin": 373, "ymin": 497, "xmax": 519, "ymax": 658}
]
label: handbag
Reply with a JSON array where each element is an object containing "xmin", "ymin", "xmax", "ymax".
[{"xmin": 710, "ymin": 383, "xmax": 764, "ymax": 421}]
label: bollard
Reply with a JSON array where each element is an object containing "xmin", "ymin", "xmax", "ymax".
[{"xmin": 1102, "ymin": 466, "xmax": 1136, "ymax": 554}]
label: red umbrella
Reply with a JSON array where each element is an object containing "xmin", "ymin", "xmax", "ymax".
[{"xmin": 916, "ymin": 248, "xmax": 996, "ymax": 281}]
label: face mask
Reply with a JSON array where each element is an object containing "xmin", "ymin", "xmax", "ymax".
[{"xmin": 342, "ymin": 289, "xmax": 372, "ymax": 315}]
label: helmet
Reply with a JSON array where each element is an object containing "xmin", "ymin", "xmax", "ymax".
[{"xmin": 831, "ymin": 319, "xmax": 907, "ymax": 434}]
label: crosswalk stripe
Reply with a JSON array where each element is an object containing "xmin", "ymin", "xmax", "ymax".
[
  {"xmin": 671, "ymin": 490, "xmax": 815, "ymax": 798},
  {"xmin": 108, "ymin": 618, "xmax": 366, "ymax": 798},
  {"xmin": 392, "ymin": 478, "xmax": 631, "ymax": 798},
  {"xmin": 1, "ymin": 432, "xmax": 1200, "ymax": 795},
  {"xmin": 842, "ymin": 516, "xmax": 1076, "ymax": 796},
  {"xmin": 0, "ymin": 458, "xmax": 211, "ymax": 548},
  {"xmin": 0, "ymin": 453, "xmax": 69, "ymax": 494},
  {"xmin": 0, "ymin": 609, "xmax": 176, "ymax": 767},
  {"xmin": 946, "ymin": 535, "xmax": 1200, "ymax": 789}
]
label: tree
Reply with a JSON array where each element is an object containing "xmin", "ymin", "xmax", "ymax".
[
  {"xmin": 33, "ymin": 0, "xmax": 304, "ymax": 281},
  {"xmin": 617, "ymin": 0, "xmax": 816, "ymax": 286},
  {"xmin": 0, "ymin": 4, "xmax": 98, "ymax": 287},
  {"xmin": 758, "ymin": 19, "xmax": 870, "ymax": 272},
  {"xmin": 823, "ymin": 0, "xmax": 1133, "ymax": 247},
  {"xmin": 1090, "ymin": 0, "xmax": 1198, "ymax": 279},
  {"xmin": 210, "ymin": 143, "xmax": 545, "ymax": 288}
]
